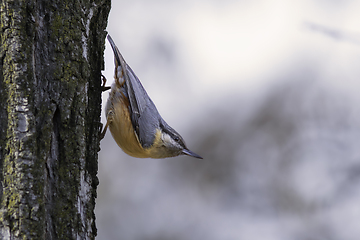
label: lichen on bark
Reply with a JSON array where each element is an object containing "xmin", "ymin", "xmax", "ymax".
[{"xmin": 0, "ymin": 0, "xmax": 110, "ymax": 239}]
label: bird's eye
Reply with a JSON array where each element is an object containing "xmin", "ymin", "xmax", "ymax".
[{"xmin": 174, "ymin": 136, "xmax": 180, "ymax": 142}]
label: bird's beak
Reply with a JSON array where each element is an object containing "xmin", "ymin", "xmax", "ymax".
[{"xmin": 182, "ymin": 148, "xmax": 203, "ymax": 159}]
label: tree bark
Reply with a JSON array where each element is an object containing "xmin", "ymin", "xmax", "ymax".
[{"xmin": 0, "ymin": 0, "xmax": 110, "ymax": 239}]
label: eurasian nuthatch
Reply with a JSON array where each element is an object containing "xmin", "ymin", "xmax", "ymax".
[{"xmin": 101, "ymin": 35, "xmax": 202, "ymax": 159}]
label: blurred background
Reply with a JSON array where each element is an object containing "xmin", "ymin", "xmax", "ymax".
[{"xmin": 96, "ymin": 1, "xmax": 360, "ymax": 239}]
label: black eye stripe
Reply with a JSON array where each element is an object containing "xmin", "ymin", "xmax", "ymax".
[{"xmin": 160, "ymin": 122, "xmax": 186, "ymax": 147}]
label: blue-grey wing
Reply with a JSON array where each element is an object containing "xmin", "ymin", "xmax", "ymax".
[
  {"xmin": 125, "ymin": 65, "xmax": 161, "ymax": 148},
  {"xmin": 107, "ymin": 34, "xmax": 160, "ymax": 148}
]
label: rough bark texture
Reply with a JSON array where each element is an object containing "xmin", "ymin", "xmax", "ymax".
[{"xmin": 0, "ymin": 0, "xmax": 110, "ymax": 239}]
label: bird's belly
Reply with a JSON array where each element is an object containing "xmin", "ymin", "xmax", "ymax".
[{"xmin": 107, "ymin": 98, "xmax": 151, "ymax": 158}]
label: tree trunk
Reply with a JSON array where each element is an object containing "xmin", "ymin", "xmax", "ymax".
[{"xmin": 0, "ymin": 0, "xmax": 110, "ymax": 239}]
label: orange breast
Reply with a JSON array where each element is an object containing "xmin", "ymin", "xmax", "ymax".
[{"xmin": 107, "ymin": 90, "xmax": 152, "ymax": 158}]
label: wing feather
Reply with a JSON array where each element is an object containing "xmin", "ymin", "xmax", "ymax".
[{"xmin": 107, "ymin": 35, "xmax": 160, "ymax": 148}]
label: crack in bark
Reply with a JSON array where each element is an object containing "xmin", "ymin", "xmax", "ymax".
[{"xmin": 0, "ymin": 0, "xmax": 111, "ymax": 239}]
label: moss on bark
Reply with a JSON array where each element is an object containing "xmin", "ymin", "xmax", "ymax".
[{"xmin": 0, "ymin": 0, "xmax": 110, "ymax": 239}]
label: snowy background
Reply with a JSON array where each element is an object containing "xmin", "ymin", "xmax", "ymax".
[{"xmin": 96, "ymin": 1, "xmax": 360, "ymax": 239}]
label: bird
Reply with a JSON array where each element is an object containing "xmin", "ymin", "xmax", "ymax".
[{"xmin": 101, "ymin": 34, "xmax": 202, "ymax": 159}]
